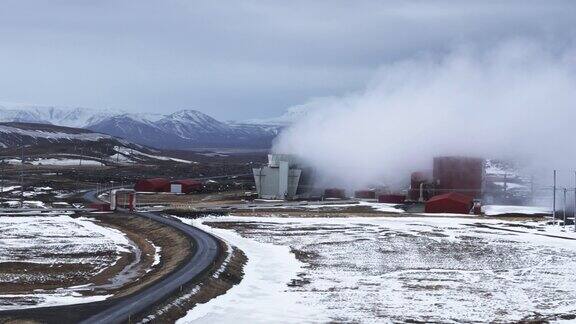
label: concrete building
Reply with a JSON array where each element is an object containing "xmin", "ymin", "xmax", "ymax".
[{"xmin": 253, "ymin": 154, "xmax": 302, "ymax": 200}]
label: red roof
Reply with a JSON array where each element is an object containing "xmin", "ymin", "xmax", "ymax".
[{"xmin": 425, "ymin": 192, "xmax": 473, "ymax": 214}]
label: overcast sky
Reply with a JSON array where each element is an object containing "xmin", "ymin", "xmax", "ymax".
[{"xmin": 0, "ymin": 0, "xmax": 575, "ymax": 120}]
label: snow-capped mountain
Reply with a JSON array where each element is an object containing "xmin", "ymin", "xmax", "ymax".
[
  {"xmin": 0, "ymin": 104, "xmax": 281, "ymax": 149},
  {"xmin": 88, "ymin": 110, "xmax": 281, "ymax": 149},
  {"xmin": 0, "ymin": 104, "xmax": 118, "ymax": 128}
]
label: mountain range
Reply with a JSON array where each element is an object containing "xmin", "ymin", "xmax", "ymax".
[{"xmin": 0, "ymin": 104, "xmax": 283, "ymax": 149}]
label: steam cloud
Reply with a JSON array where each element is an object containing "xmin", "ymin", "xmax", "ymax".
[{"xmin": 273, "ymin": 39, "xmax": 576, "ymax": 190}]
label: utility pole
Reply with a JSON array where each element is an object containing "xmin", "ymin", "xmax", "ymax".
[
  {"xmin": 20, "ymin": 146, "xmax": 24, "ymax": 207},
  {"xmin": 530, "ymin": 175, "xmax": 534, "ymax": 205},
  {"xmin": 553, "ymin": 170, "xmax": 557, "ymax": 225},
  {"xmin": 563, "ymin": 188, "xmax": 567, "ymax": 229},
  {"xmin": 1, "ymin": 159, "xmax": 4, "ymax": 194}
]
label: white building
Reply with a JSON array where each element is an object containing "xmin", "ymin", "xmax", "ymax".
[{"xmin": 253, "ymin": 154, "xmax": 302, "ymax": 200}]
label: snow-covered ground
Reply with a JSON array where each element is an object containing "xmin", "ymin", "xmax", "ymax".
[
  {"xmin": 483, "ymin": 205, "xmax": 551, "ymax": 216},
  {"xmin": 244, "ymin": 201, "xmax": 404, "ymax": 213},
  {"xmin": 178, "ymin": 217, "xmax": 328, "ymax": 323},
  {"xmin": 299, "ymin": 201, "xmax": 404, "ymax": 213},
  {"xmin": 113, "ymin": 146, "xmax": 195, "ymax": 164},
  {"xmin": 5, "ymin": 156, "xmax": 103, "ymax": 166},
  {"xmin": 0, "ymin": 215, "xmax": 131, "ymax": 264},
  {"xmin": 30, "ymin": 158, "xmax": 104, "ymax": 166},
  {"xmin": 179, "ymin": 216, "xmax": 576, "ymax": 323},
  {"xmin": 0, "ymin": 215, "xmax": 133, "ymax": 310}
]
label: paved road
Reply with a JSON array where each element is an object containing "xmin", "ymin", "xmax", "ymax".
[{"xmin": 80, "ymin": 190, "xmax": 221, "ymax": 324}]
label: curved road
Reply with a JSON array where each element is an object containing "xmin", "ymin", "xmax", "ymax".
[{"xmin": 80, "ymin": 190, "xmax": 221, "ymax": 324}]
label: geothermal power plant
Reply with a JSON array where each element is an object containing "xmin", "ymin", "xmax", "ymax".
[{"xmin": 251, "ymin": 153, "xmax": 533, "ymax": 215}]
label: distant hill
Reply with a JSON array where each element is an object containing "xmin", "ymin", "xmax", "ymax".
[
  {"xmin": 0, "ymin": 104, "xmax": 281, "ymax": 149},
  {"xmin": 0, "ymin": 122, "xmax": 194, "ymax": 165}
]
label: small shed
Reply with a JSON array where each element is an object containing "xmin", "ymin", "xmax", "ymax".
[
  {"xmin": 134, "ymin": 178, "xmax": 171, "ymax": 192},
  {"xmin": 425, "ymin": 192, "xmax": 473, "ymax": 214},
  {"xmin": 171, "ymin": 179, "xmax": 203, "ymax": 194}
]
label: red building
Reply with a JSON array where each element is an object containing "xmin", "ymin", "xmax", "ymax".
[
  {"xmin": 354, "ymin": 190, "xmax": 376, "ymax": 199},
  {"xmin": 134, "ymin": 178, "xmax": 171, "ymax": 192},
  {"xmin": 378, "ymin": 194, "xmax": 406, "ymax": 204},
  {"xmin": 324, "ymin": 188, "xmax": 346, "ymax": 199},
  {"xmin": 425, "ymin": 192, "xmax": 473, "ymax": 214},
  {"xmin": 171, "ymin": 179, "xmax": 203, "ymax": 194},
  {"xmin": 433, "ymin": 156, "xmax": 484, "ymax": 199}
]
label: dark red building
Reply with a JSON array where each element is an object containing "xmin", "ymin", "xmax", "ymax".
[
  {"xmin": 172, "ymin": 179, "xmax": 203, "ymax": 194},
  {"xmin": 378, "ymin": 194, "xmax": 406, "ymax": 204},
  {"xmin": 134, "ymin": 178, "xmax": 171, "ymax": 192},
  {"xmin": 355, "ymin": 190, "xmax": 376, "ymax": 199},
  {"xmin": 324, "ymin": 188, "xmax": 346, "ymax": 199},
  {"xmin": 425, "ymin": 192, "xmax": 473, "ymax": 214},
  {"xmin": 433, "ymin": 156, "xmax": 484, "ymax": 199}
]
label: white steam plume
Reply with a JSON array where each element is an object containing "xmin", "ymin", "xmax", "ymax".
[{"xmin": 273, "ymin": 39, "xmax": 576, "ymax": 190}]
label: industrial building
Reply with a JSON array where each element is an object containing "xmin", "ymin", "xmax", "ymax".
[
  {"xmin": 134, "ymin": 178, "xmax": 171, "ymax": 192},
  {"xmin": 433, "ymin": 156, "xmax": 484, "ymax": 199},
  {"xmin": 408, "ymin": 156, "xmax": 485, "ymax": 203},
  {"xmin": 170, "ymin": 179, "xmax": 203, "ymax": 194},
  {"xmin": 134, "ymin": 178, "xmax": 203, "ymax": 194},
  {"xmin": 253, "ymin": 154, "xmax": 304, "ymax": 200}
]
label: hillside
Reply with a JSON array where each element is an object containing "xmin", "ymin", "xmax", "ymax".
[{"xmin": 0, "ymin": 122, "xmax": 193, "ymax": 166}]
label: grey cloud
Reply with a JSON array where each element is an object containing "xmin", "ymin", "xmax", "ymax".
[{"xmin": 0, "ymin": 0, "xmax": 574, "ymax": 119}]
